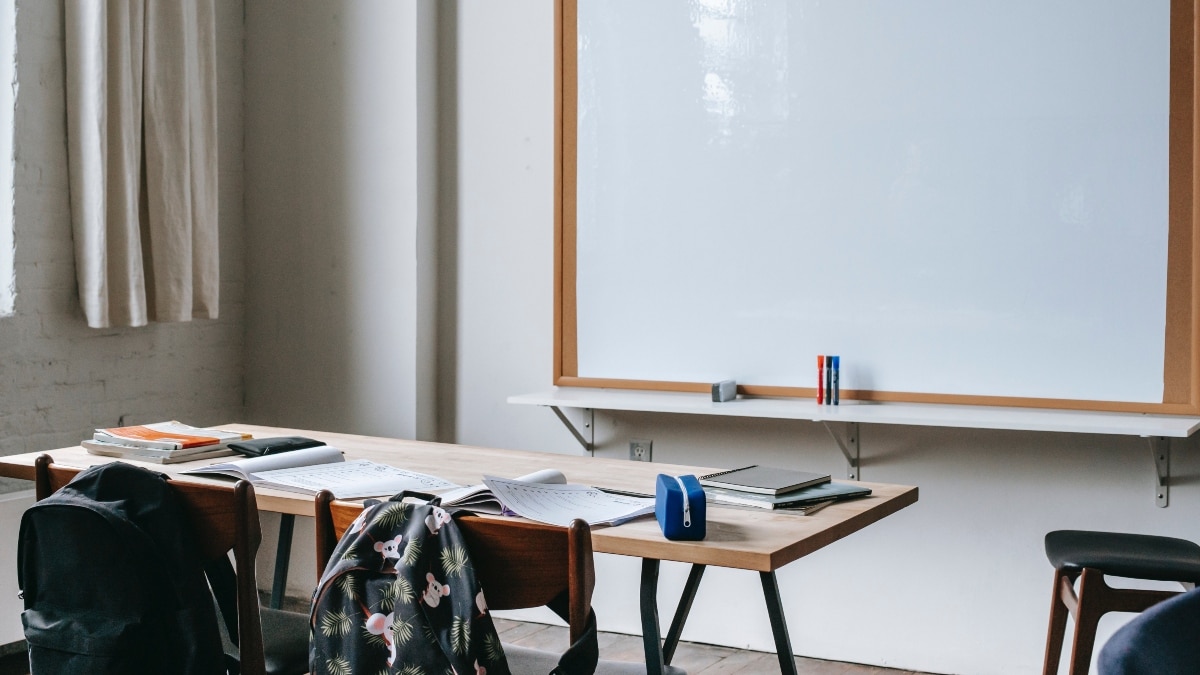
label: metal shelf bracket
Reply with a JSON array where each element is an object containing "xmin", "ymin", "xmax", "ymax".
[
  {"xmin": 551, "ymin": 406, "xmax": 595, "ymax": 454},
  {"xmin": 822, "ymin": 421, "xmax": 860, "ymax": 480},
  {"xmin": 1149, "ymin": 436, "xmax": 1170, "ymax": 508}
]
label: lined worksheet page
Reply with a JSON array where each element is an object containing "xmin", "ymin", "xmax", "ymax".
[
  {"xmin": 483, "ymin": 476, "xmax": 654, "ymax": 527},
  {"xmin": 254, "ymin": 460, "xmax": 459, "ymax": 499}
]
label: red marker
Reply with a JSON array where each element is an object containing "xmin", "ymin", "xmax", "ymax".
[{"xmin": 817, "ymin": 355, "xmax": 825, "ymax": 404}]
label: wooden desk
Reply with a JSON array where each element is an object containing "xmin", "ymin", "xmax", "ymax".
[{"xmin": 1, "ymin": 424, "xmax": 918, "ymax": 674}]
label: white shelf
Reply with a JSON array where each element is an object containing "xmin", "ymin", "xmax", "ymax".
[{"xmin": 509, "ymin": 387, "xmax": 1200, "ymax": 438}]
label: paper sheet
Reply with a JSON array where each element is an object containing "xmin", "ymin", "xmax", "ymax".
[
  {"xmin": 253, "ymin": 460, "xmax": 459, "ymax": 499},
  {"xmin": 481, "ymin": 475, "xmax": 655, "ymax": 527},
  {"xmin": 436, "ymin": 469, "xmax": 566, "ymax": 514},
  {"xmin": 183, "ymin": 446, "xmax": 459, "ymax": 499},
  {"xmin": 182, "ymin": 445, "xmax": 346, "ymax": 480}
]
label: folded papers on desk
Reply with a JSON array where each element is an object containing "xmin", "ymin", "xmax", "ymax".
[{"xmin": 182, "ymin": 445, "xmax": 459, "ymax": 499}]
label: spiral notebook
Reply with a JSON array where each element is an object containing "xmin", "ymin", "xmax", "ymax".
[{"xmin": 698, "ymin": 465, "xmax": 830, "ymax": 496}]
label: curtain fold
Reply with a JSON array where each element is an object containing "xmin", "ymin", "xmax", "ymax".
[{"xmin": 65, "ymin": 0, "xmax": 218, "ymax": 329}]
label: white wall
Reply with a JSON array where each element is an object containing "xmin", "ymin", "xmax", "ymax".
[
  {"xmin": 242, "ymin": 0, "xmax": 438, "ymax": 442},
  {"xmin": 243, "ymin": 2, "xmax": 1200, "ymax": 673},
  {"xmin": 451, "ymin": 3, "xmax": 1200, "ymax": 673},
  {"xmin": 242, "ymin": 0, "xmax": 442, "ymax": 603}
]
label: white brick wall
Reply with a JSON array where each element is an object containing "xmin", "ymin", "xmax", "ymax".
[
  {"xmin": 0, "ymin": 490, "xmax": 34, "ymax": 646},
  {"xmin": 0, "ymin": 0, "xmax": 247, "ymax": 493}
]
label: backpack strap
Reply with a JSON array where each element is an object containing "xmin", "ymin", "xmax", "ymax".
[
  {"xmin": 547, "ymin": 590, "xmax": 600, "ymax": 675},
  {"xmin": 204, "ymin": 556, "xmax": 244, "ymax": 675},
  {"xmin": 386, "ymin": 490, "xmax": 441, "ymax": 505},
  {"xmin": 205, "ymin": 556, "xmax": 240, "ymax": 646}
]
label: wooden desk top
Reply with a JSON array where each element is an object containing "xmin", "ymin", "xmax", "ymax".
[{"xmin": 0, "ymin": 424, "xmax": 918, "ymax": 572}]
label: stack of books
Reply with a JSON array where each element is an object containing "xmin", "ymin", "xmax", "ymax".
[
  {"xmin": 83, "ymin": 421, "xmax": 252, "ymax": 464},
  {"xmin": 698, "ymin": 465, "xmax": 871, "ymax": 513}
]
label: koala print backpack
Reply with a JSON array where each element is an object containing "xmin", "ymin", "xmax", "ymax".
[{"xmin": 310, "ymin": 497, "xmax": 512, "ymax": 675}]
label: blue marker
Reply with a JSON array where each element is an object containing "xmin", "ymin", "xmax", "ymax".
[{"xmin": 831, "ymin": 356, "xmax": 840, "ymax": 405}]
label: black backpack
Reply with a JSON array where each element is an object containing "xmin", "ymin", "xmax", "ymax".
[{"xmin": 18, "ymin": 462, "xmax": 231, "ymax": 675}]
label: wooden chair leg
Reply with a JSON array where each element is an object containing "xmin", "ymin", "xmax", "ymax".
[
  {"xmin": 1068, "ymin": 568, "xmax": 1110, "ymax": 675},
  {"xmin": 1043, "ymin": 568, "xmax": 1074, "ymax": 675},
  {"xmin": 1044, "ymin": 564, "xmax": 1184, "ymax": 675}
]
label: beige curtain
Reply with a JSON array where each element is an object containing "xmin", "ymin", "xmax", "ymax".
[{"xmin": 65, "ymin": 0, "xmax": 218, "ymax": 328}]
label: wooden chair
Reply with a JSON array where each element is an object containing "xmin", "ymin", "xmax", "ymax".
[
  {"xmin": 33, "ymin": 455, "xmax": 310, "ymax": 675},
  {"xmin": 1042, "ymin": 529, "xmax": 1200, "ymax": 675},
  {"xmin": 314, "ymin": 492, "xmax": 686, "ymax": 675}
]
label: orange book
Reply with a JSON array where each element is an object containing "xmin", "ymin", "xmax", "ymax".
[{"xmin": 93, "ymin": 421, "xmax": 249, "ymax": 451}]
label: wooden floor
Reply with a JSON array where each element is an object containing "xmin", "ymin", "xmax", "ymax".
[
  {"xmin": 0, "ymin": 652, "xmax": 26, "ymax": 675},
  {"xmin": 493, "ymin": 618, "xmax": 929, "ymax": 675},
  {"xmin": 0, "ymin": 619, "xmax": 930, "ymax": 674}
]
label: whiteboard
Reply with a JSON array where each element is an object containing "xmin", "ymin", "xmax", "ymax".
[{"xmin": 566, "ymin": 0, "xmax": 1186, "ymax": 407}]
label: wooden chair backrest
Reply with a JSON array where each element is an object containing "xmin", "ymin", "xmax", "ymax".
[
  {"xmin": 33, "ymin": 455, "xmax": 268, "ymax": 675},
  {"xmin": 314, "ymin": 492, "xmax": 596, "ymax": 644}
]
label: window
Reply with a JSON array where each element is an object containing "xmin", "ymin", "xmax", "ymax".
[{"xmin": 0, "ymin": 0, "xmax": 13, "ymax": 317}]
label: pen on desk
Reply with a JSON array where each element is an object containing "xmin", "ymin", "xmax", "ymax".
[
  {"xmin": 831, "ymin": 355, "xmax": 840, "ymax": 405},
  {"xmin": 803, "ymin": 499, "xmax": 833, "ymax": 516},
  {"xmin": 597, "ymin": 487, "xmax": 653, "ymax": 499},
  {"xmin": 817, "ymin": 355, "xmax": 824, "ymax": 404}
]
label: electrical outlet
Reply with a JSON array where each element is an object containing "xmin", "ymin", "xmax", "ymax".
[{"xmin": 629, "ymin": 439, "xmax": 653, "ymax": 462}]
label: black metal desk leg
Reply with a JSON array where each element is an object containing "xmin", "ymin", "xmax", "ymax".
[
  {"xmin": 270, "ymin": 513, "xmax": 295, "ymax": 609},
  {"xmin": 663, "ymin": 563, "xmax": 706, "ymax": 664},
  {"xmin": 760, "ymin": 571, "xmax": 798, "ymax": 675},
  {"xmin": 641, "ymin": 558, "xmax": 666, "ymax": 675}
]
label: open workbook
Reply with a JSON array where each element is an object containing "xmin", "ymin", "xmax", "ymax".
[
  {"xmin": 183, "ymin": 450, "xmax": 653, "ymax": 526},
  {"xmin": 433, "ymin": 469, "xmax": 655, "ymax": 527},
  {"xmin": 435, "ymin": 468, "xmax": 565, "ymax": 512},
  {"xmin": 181, "ymin": 446, "xmax": 459, "ymax": 499}
]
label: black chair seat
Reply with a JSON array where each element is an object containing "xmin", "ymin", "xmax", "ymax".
[
  {"xmin": 261, "ymin": 607, "xmax": 311, "ymax": 675},
  {"xmin": 1045, "ymin": 530, "xmax": 1200, "ymax": 583}
]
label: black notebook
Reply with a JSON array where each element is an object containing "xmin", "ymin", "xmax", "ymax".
[{"xmin": 698, "ymin": 465, "xmax": 830, "ymax": 496}]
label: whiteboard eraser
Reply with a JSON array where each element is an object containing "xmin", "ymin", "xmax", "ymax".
[{"xmin": 711, "ymin": 380, "xmax": 737, "ymax": 402}]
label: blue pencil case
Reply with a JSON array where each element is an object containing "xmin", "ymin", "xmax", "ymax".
[{"xmin": 655, "ymin": 474, "xmax": 706, "ymax": 541}]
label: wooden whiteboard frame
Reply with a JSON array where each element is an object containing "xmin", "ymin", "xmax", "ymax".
[{"xmin": 554, "ymin": 0, "xmax": 1200, "ymax": 415}]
